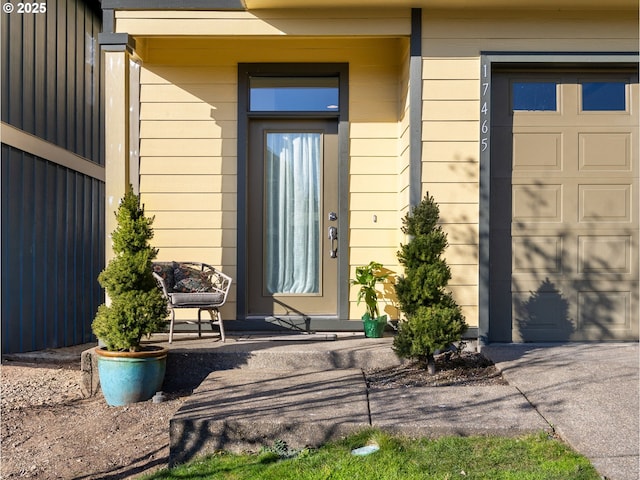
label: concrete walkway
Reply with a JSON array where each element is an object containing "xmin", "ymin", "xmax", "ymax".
[
  {"xmin": 166, "ymin": 334, "xmax": 550, "ymax": 466},
  {"xmin": 168, "ymin": 337, "xmax": 639, "ymax": 480},
  {"xmin": 169, "ymin": 368, "xmax": 548, "ymax": 465},
  {"xmin": 482, "ymin": 343, "xmax": 639, "ymax": 480}
]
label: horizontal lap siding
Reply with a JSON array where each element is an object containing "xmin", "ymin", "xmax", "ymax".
[
  {"xmin": 116, "ymin": 9, "xmax": 410, "ymax": 37},
  {"xmin": 139, "ymin": 60, "xmax": 237, "ymax": 314},
  {"xmin": 347, "ymin": 40, "xmax": 406, "ymax": 320},
  {"xmin": 421, "ymin": 8, "xmax": 638, "ymax": 328},
  {"xmin": 138, "ymin": 34, "xmax": 408, "ymax": 322}
]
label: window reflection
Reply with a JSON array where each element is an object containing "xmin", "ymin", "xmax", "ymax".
[
  {"xmin": 582, "ymin": 82, "xmax": 626, "ymax": 111},
  {"xmin": 250, "ymin": 77, "xmax": 339, "ymax": 112},
  {"xmin": 512, "ymin": 82, "xmax": 557, "ymax": 111}
]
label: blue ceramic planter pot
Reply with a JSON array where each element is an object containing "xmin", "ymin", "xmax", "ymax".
[{"xmin": 95, "ymin": 346, "xmax": 168, "ymax": 406}]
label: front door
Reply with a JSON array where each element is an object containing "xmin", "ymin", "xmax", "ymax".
[{"xmin": 247, "ymin": 119, "xmax": 339, "ymax": 318}]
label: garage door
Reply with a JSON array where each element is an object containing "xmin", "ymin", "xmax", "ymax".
[{"xmin": 490, "ymin": 69, "xmax": 639, "ymax": 342}]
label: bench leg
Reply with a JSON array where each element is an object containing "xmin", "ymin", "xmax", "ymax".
[
  {"xmin": 199, "ymin": 308, "xmax": 225, "ymax": 342},
  {"xmin": 169, "ymin": 309, "xmax": 176, "ymax": 344},
  {"xmin": 216, "ymin": 309, "xmax": 226, "ymax": 343},
  {"xmin": 197, "ymin": 309, "xmax": 203, "ymax": 338}
]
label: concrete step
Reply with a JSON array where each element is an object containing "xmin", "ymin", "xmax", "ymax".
[
  {"xmin": 163, "ymin": 334, "xmax": 403, "ymax": 391},
  {"xmin": 81, "ymin": 334, "xmax": 404, "ymax": 395}
]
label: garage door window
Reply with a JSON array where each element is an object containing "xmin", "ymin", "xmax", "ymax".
[
  {"xmin": 582, "ymin": 82, "xmax": 626, "ymax": 111},
  {"xmin": 512, "ymin": 82, "xmax": 557, "ymax": 111}
]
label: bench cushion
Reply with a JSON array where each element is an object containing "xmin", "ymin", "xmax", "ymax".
[{"xmin": 169, "ymin": 292, "xmax": 225, "ymax": 306}]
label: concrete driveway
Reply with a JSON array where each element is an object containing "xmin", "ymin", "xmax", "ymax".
[{"xmin": 482, "ymin": 343, "xmax": 639, "ymax": 480}]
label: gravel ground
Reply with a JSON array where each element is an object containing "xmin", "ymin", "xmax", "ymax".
[{"xmin": 1, "ymin": 360, "xmax": 186, "ymax": 480}]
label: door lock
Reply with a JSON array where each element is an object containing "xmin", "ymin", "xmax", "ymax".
[{"xmin": 328, "ymin": 226, "xmax": 338, "ymax": 258}]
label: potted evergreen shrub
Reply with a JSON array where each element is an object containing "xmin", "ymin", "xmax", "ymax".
[
  {"xmin": 92, "ymin": 188, "xmax": 169, "ymax": 406},
  {"xmin": 351, "ymin": 261, "xmax": 389, "ymax": 338},
  {"xmin": 393, "ymin": 194, "xmax": 468, "ymax": 374}
]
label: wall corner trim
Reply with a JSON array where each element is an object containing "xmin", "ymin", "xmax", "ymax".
[{"xmin": 1, "ymin": 123, "xmax": 105, "ymax": 181}]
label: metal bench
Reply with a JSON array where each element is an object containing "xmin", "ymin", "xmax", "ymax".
[{"xmin": 152, "ymin": 261, "xmax": 232, "ymax": 343}]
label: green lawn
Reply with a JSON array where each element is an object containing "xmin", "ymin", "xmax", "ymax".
[{"xmin": 141, "ymin": 430, "xmax": 600, "ymax": 480}]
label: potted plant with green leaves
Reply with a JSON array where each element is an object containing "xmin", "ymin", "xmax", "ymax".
[
  {"xmin": 351, "ymin": 261, "xmax": 390, "ymax": 338},
  {"xmin": 91, "ymin": 188, "xmax": 169, "ymax": 406}
]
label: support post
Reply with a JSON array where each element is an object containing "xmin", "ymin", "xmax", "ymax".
[{"xmin": 100, "ymin": 34, "xmax": 135, "ymax": 261}]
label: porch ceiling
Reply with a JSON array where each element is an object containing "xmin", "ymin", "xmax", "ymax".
[{"xmin": 244, "ymin": 0, "xmax": 636, "ymax": 10}]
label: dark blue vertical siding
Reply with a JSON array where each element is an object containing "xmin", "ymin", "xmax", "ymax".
[
  {"xmin": 2, "ymin": 0, "xmax": 103, "ymax": 165},
  {"xmin": 1, "ymin": 146, "xmax": 104, "ymax": 353},
  {"xmin": 1, "ymin": 0, "xmax": 104, "ymax": 353}
]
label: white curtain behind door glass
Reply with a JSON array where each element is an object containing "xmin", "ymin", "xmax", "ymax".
[{"xmin": 265, "ymin": 133, "xmax": 321, "ymax": 294}]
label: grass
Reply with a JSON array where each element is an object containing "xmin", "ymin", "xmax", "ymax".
[{"xmin": 141, "ymin": 430, "xmax": 600, "ymax": 480}]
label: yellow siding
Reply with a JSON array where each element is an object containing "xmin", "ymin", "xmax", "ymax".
[
  {"xmin": 422, "ymin": 161, "xmax": 478, "ymax": 184},
  {"xmin": 350, "ymin": 157, "xmax": 398, "ymax": 175},
  {"xmin": 442, "ymin": 224, "xmax": 479, "ymax": 246},
  {"xmin": 422, "ymin": 141, "xmax": 478, "ymax": 163},
  {"xmin": 126, "ymin": 6, "xmax": 635, "ymax": 328},
  {"xmin": 140, "ymin": 103, "xmax": 236, "ymax": 121},
  {"xmin": 116, "ymin": 9, "xmax": 411, "ymax": 37},
  {"xmin": 418, "ymin": 8, "xmax": 636, "ymax": 328},
  {"xmin": 423, "ymin": 9, "xmax": 637, "ymax": 43},
  {"xmin": 422, "ymin": 121, "xmax": 478, "ymax": 142},
  {"xmin": 138, "ymin": 35, "xmax": 407, "ymax": 323},
  {"xmin": 450, "ymin": 264, "xmax": 479, "ymax": 286},
  {"xmin": 155, "ymin": 248, "xmax": 236, "ymax": 267},
  {"xmin": 423, "ymin": 100, "xmax": 480, "ymax": 121},
  {"xmin": 423, "ymin": 58, "xmax": 480, "ymax": 79},
  {"xmin": 139, "ymin": 157, "xmax": 236, "ymax": 175}
]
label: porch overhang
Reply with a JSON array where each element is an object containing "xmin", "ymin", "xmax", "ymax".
[{"xmin": 100, "ymin": 0, "xmax": 637, "ymax": 10}]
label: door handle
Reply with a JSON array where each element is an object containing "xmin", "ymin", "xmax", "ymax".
[{"xmin": 328, "ymin": 226, "xmax": 338, "ymax": 258}]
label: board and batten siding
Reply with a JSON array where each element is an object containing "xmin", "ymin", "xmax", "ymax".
[
  {"xmin": 2, "ymin": 0, "xmax": 103, "ymax": 164},
  {"xmin": 136, "ymin": 35, "xmax": 409, "ymax": 321},
  {"xmin": 420, "ymin": 8, "xmax": 638, "ymax": 326},
  {"xmin": 1, "ymin": 145, "xmax": 104, "ymax": 353},
  {"xmin": 1, "ymin": 0, "xmax": 104, "ymax": 353}
]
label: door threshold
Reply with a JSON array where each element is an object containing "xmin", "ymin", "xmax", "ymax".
[{"xmin": 237, "ymin": 333, "xmax": 338, "ymax": 342}]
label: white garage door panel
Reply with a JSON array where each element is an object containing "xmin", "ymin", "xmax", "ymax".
[{"xmin": 490, "ymin": 70, "xmax": 638, "ymax": 342}]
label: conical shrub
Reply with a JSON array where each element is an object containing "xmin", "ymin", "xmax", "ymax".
[{"xmin": 393, "ymin": 194, "xmax": 468, "ymax": 372}]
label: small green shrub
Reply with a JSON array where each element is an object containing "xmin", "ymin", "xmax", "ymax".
[
  {"xmin": 92, "ymin": 189, "xmax": 168, "ymax": 352},
  {"xmin": 393, "ymin": 194, "xmax": 468, "ymax": 372}
]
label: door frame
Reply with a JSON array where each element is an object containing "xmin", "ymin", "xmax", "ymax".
[
  {"xmin": 478, "ymin": 52, "xmax": 639, "ymax": 345},
  {"xmin": 237, "ymin": 63, "xmax": 350, "ymax": 327}
]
